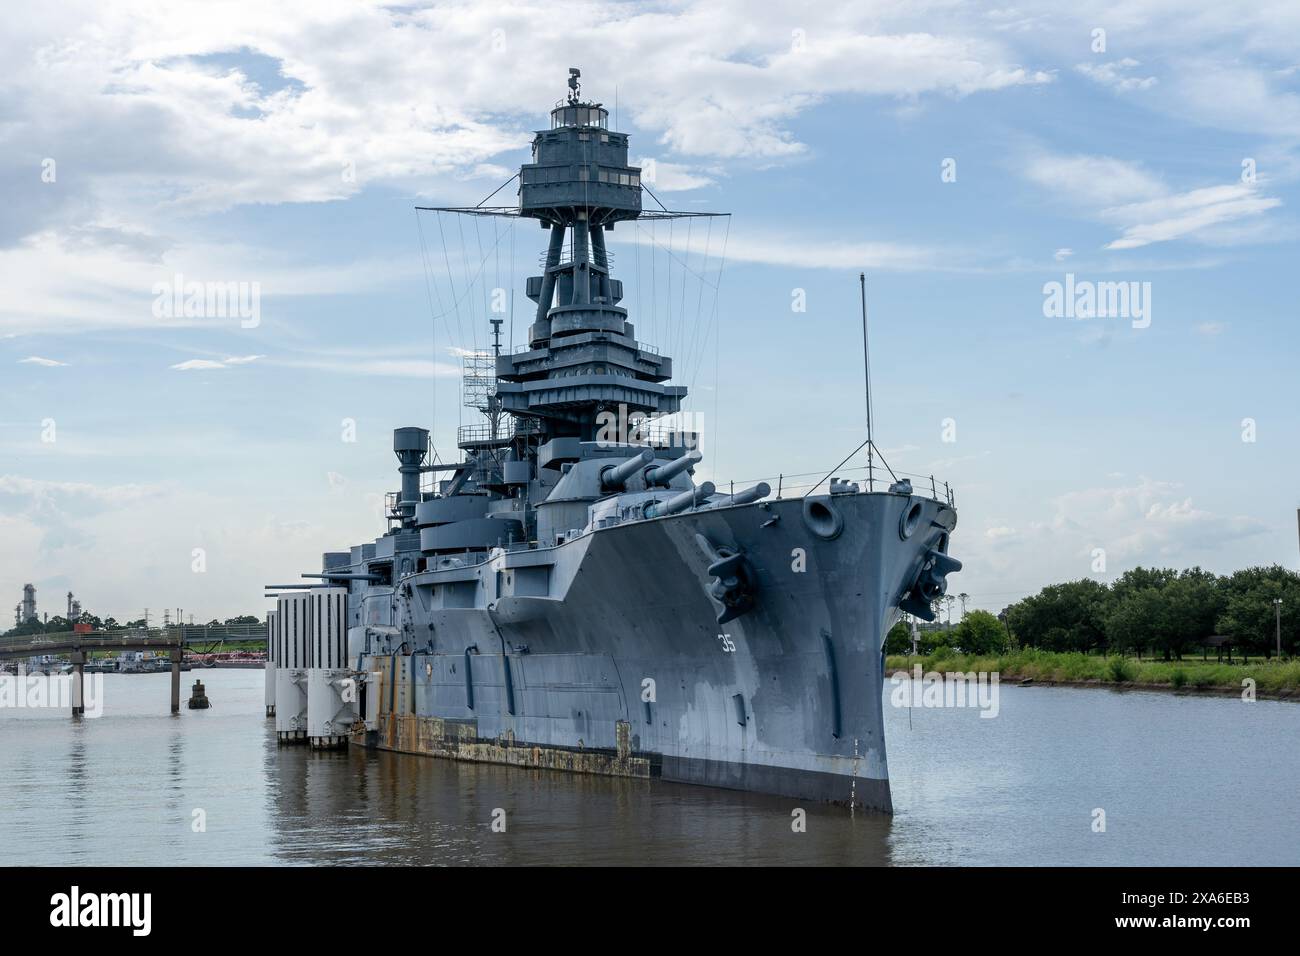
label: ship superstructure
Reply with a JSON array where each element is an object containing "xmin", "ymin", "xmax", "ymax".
[{"xmin": 266, "ymin": 71, "xmax": 961, "ymax": 809}]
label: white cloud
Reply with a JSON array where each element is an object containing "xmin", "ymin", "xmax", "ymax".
[
  {"xmin": 0, "ymin": 228, "xmax": 424, "ymax": 335},
  {"xmin": 0, "ymin": 0, "xmax": 1053, "ymax": 236},
  {"xmin": 1023, "ymin": 152, "xmax": 1165, "ymax": 208},
  {"xmin": 636, "ymin": 159, "xmax": 715, "ymax": 193},
  {"xmin": 0, "ymin": 471, "xmax": 385, "ymax": 622},
  {"xmin": 18, "ymin": 356, "xmax": 68, "ymax": 367},
  {"xmin": 955, "ymin": 475, "xmax": 1272, "ymax": 608},
  {"xmin": 1075, "ymin": 59, "xmax": 1157, "ymax": 92},
  {"xmin": 1040, "ymin": 477, "xmax": 1267, "ymax": 563},
  {"xmin": 615, "ymin": 225, "xmax": 953, "ymax": 272},
  {"xmin": 1101, "ymin": 184, "xmax": 1282, "ymax": 250},
  {"xmin": 170, "ymin": 354, "xmax": 263, "ymax": 370},
  {"xmin": 1023, "ymin": 152, "xmax": 1283, "ymax": 251},
  {"xmin": 1165, "ymin": 62, "xmax": 1300, "ymax": 140},
  {"xmin": 0, "ymin": 475, "xmax": 164, "ymax": 507},
  {"xmin": 271, "ymin": 357, "xmax": 457, "ymax": 378}
]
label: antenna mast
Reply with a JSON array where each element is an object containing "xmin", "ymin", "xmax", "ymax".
[{"xmin": 860, "ymin": 272, "xmax": 874, "ymax": 491}]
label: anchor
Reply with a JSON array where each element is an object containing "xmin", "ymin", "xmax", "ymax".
[
  {"xmin": 696, "ymin": 534, "xmax": 758, "ymax": 624},
  {"xmin": 900, "ymin": 548, "xmax": 963, "ymax": 622}
]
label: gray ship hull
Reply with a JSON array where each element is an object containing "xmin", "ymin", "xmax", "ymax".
[{"xmin": 353, "ymin": 490, "xmax": 956, "ymax": 811}]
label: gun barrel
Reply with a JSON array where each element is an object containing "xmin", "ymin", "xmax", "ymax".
[
  {"xmin": 600, "ymin": 449, "xmax": 655, "ymax": 490},
  {"xmin": 647, "ymin": 482, "xmax": 715, "ymax": 518},
  {"xmin": 645, "ymin": 449, "xmax": 703, "ymax": 486},
  {"xmin": 719, "ymin": 482, "xmax": 771, "ymax": 506}
]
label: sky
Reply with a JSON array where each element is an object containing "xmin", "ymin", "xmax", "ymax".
[{"xmin": 2, "ymin": 0, "xmax": 1299, "ymax": 625}]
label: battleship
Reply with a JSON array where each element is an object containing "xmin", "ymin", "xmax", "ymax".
[{"xmin": 266, "ymin": 70, "xmax": 961, "ymax": 810}]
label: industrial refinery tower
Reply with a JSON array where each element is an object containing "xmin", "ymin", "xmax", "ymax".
[
  {"xmin": 14, "ymin": 584, "xmax": 36, "ymax": 628},
  {"xmin": 268, "ymin": 71, "xmax": 962, "ymax": 810}
]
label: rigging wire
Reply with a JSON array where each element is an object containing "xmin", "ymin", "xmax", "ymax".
[
  {"xmin": 678, "ymin": 217, "xmax": 691, "ymax": 373},
  {"xmin": 681, "ymin": 216, "xmax": 713, "ymax": 378},
  {"xmin": 455, "ymin": 214, "xmax": 478, "ymax": 355},
  {"xmin": 434, "ymin": 211, "xmax": 467, "ymax": 349},
  {"xmin": 422, "ymin": 209, "xmax": 517, "ymax": 327},
  {"xmin": 650, "ymin": 219, "xmax": 657, "ymax": 347},
  {"xmin": 414, "ymin": 209, "xmax": 445, "ymax": 465},
  {"xmin": 471, "ymin": 214, "xmax": 487, "ymax": 354},
  {"xmin": 509, "ymin": 216, "xmax": 516, "ymax": 351},
  {"xmin": 685, "ymin": 214, "xmax": 731, "ymax": 396},
  {"xmin": 634, "ymin": 216, "xmax": 642, "ymax": 341}
]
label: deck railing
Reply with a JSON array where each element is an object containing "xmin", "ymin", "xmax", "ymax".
[{"xmin": 717, "ymin": 463, "xmax": 955, "ymax": 507}]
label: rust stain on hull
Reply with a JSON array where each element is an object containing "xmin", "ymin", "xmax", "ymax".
[{"xmin": 352, "ymin": 713, "xmax": 653, "ymax": 780}]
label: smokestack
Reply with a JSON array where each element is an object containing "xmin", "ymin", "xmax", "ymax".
[{"xmin": 393, "ymin": 427, "xmax": 430, "ymax": 525}]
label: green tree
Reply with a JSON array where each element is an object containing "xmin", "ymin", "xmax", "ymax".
[
  {"xmin": 884, "ymin": 620, "xmax": 912, "ymax": 655},
  {"xmin": 1106, "ymin": 588, "xmax": 1169, "ymax": 658},
  {"xmin": 1163, "ymin": 569, "xmax": 1223, "ymax": 657},
  {"xmin": 952, "ymin": 609, "xmax": 1008, "ymax": 655},
  {"xmin": 1110, "ymin": 566, "xmax": 1179, "ymax": 604},
  {"xmin": 1006, "ymin": 579, "xmax": 1111, "ymax": 652},
  {"xmin": 4, "ymin": 618, "xmax": 47, "ymax": 638},
  {"xmin": 1217, "ymin": 565, "xmax": 1300, "ymax": 657},
  {"xmin": 915, "ymin": 624, "xmax": 955, "ymax": 655}
]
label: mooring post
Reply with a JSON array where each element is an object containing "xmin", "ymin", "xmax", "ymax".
[
  {"xmin": 70, "ymin": 649, "xmax": 86, "ymax": 716},
  {"xmin": 170, "ymin": 647, "xmax": 182, "ymax": 714}
]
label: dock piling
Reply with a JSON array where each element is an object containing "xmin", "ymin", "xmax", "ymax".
[
  {"xmin": 170, "ymin": 648, "xmax": 182, "ymax": 713},
  {"xmin": 70, "ymin": 649, "xmax": 86, "ymax": 716}
]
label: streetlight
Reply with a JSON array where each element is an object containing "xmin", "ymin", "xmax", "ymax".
[{"xmin": 1274, "ymin": 598, "xmax": 1283, "ymax": 659}]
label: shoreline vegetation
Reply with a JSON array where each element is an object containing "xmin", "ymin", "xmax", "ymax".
[
  {"xmin": 885, "ymin": 564, "xmax": 1300, "ymax": 701},
  {"xmin": 884, "ymin": 650, "xmax": 1300, "ymax": 700}
]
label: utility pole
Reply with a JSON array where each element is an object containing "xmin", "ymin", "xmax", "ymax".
[{"xmin": 1274, "ymin": 598, "xmax": 1283, "ymax": 659}]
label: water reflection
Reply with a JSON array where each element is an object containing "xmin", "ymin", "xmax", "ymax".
[
  {"xmin": 262, "ymin": 743, "xmax": 894, "ymax": 865},
  {"xmin": 3, "ymin": 670, "xmax": 1298, "ymax": 866}
]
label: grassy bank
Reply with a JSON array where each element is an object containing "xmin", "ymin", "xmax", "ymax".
[{"xmin": 884, "ymin": 649, "xmax": 1300, "ymax": 697}]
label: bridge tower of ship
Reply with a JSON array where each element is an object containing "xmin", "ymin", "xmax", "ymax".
[{"xmin": 419, "ymin": 68, "xmax": 727, "ymax": 449}]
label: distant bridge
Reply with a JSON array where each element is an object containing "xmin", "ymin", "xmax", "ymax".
[
  {"xmin": 0, "ymin": 624, "xmax": 267, "ymax": 714},
  {"xmin": 0, "ymin": 623, "xmax": 266, "ymax": 659}
]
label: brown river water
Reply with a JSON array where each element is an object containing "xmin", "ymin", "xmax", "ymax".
[{"xmin": 1, "ymin": 669, "xmax": 1296, "ymax": 865}]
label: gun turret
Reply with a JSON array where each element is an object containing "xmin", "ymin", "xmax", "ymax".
[
  {"xmin": 601, "ymin": 449, "xmax": 655, "ymax": 491},
  {"xmin": 645, "ymin": 449, "xmax": 702, "ymax": 487},
  {"xmin": 646, "ymin": 482, "xmax": 715, "ymax": 518}
]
